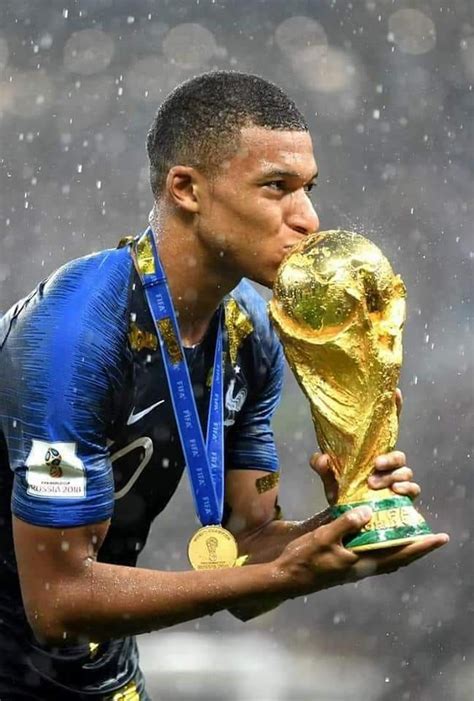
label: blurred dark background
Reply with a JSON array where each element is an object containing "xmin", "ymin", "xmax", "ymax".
[{"xmin": 0, "ymin": 1, "xmax": 472, "ymax": 699}]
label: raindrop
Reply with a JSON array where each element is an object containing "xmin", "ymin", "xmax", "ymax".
[
  {"xmin": 63, "ymin": 29, "xmax": 115, "ymax": 76},
  {"xmin": 39, "ymin": 34, "xmax": 53, "ymax": 50},
  {"xmin": 162, "ymin": 23, "xmax": 218, "ymax": 68},
  {"xmin": 388, "ymin": 9, "xmax": 436, "ymax": 55}
]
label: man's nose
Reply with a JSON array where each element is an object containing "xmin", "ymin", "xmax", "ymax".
[{"xmin": 287, "ymin": 191, "xmax": 320, "ymax": 235}]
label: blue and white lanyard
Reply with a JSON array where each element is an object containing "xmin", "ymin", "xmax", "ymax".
[{"xmin": 134, "ymin": 228, "xmax": 225, "ymax": 526}]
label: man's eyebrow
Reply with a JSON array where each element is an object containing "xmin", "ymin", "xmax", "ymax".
[{"xmin": 259, "ymin": 168, "xmax": 319, "ymax": 181}]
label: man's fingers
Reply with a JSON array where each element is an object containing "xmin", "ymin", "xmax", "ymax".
[
  {"xmin": 357, "ymin": 533, "xmax": 449, "ymax": 577},
  {"xmin": 309, "ymin": 452, "xmax": 331, "ymax": 475},
  {"xmin": 381, "ymin": 532, "xmax": 449, "ymax": 567},
  {"xmin": 369, "ymin": 466, "xmax": 413, "ymax": 488},
  {"xmin": 310, "ymin": 453, "xmax": 339, "ymax": 504},
  {"xmin": 374, "ymin": 450, "xmax": 406, "ymax": 470},
  {"xmin": 391, "ymin": 481, "xmax": 421, "ymax": 498},
  {"xmin": 395, "ymin": 388, "xmax": 403, "ymax": 418},
  {"xmin": 322, "ymin": 506, "xmax": 372, "ymax": 543}
]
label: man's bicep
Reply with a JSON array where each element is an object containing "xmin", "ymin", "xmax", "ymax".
[
  {"xmin": 224, "ymin": 468, "xmax": 280, "ymax": 537},
  {"xmin": 12, "ymin": 514, "xmax": 110, "ymax": 640}
]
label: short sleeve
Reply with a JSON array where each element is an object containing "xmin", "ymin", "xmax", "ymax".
[
  {"xmin": 0, "ymin": 247, "xmax": 132, "ymax": 528},
  {"xmin": 225, "ymin": 335, "xmax": 284, "ymax": 473}
]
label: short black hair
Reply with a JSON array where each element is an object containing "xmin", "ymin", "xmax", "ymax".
[{"xmin": 146, "ymin": 70, "xmax": 308, "ymax": 196}]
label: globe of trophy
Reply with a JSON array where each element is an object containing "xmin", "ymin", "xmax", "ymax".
[{"xmin": 269, "ymin": 230, "xmax": 432, "ymax": 551}]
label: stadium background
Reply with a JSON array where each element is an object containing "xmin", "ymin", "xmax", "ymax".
[{"xmin": 0, "ymin": 0, "xmax": 472, "ymax": 699}]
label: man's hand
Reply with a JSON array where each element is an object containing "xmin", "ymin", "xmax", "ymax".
[
  {"xmin": 273, "ymin": 507, "xmax": 449, "ymax": 597},
  {"xmin": 309, "ymin": 388, "xmax": 420, "ymax": 504},
  {"xmin": 310, "ymin": 449, "xmax": 420, "ymax": 504}
]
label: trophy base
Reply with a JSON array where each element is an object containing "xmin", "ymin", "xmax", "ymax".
[{"xmin": 330, "ymin": 496, "xmax": 432, "ymax": 551}]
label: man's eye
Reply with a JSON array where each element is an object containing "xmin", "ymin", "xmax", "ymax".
[
  {"xmin": 304, "ymin": 182, "xmax": 317, "ymax": 194},
  {"xmin": 265, "ymin": 180, "xmax": 286, "ymax": 191}
]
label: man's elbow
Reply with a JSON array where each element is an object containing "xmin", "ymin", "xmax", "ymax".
[{"xmin": 24, "ymin": 594, "xmax": 88, "ymax": 647}]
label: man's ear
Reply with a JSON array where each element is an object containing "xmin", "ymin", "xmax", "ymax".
[{"xmin": 165, "ymin": 166, "xmax": 201, "ymax": 213}]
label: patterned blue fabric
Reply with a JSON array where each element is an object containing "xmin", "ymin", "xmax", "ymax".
[
  {"xmin": 0, "ymin": 246, "xmax": 131, "ymax": 527},
  {"xmin": 225, "ymin": 280, "xmax": 284, "ymax": 471},
  {"xmin": 0, "ymin": 236, "xmax": 284, "ymax": 698}
]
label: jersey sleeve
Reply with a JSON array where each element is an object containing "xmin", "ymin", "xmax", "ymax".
[
  {"xmin": 225, "ymin": 291, "xmax": 284, "ymax": 473},
  {"xmin": 0, "ymin": 247, "xmax": 132, "ymax": 528}
]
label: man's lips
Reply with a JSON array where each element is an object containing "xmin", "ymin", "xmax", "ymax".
[{"xmin": 283, "ymin": 241, "xmax": 302, "ymax": 251}]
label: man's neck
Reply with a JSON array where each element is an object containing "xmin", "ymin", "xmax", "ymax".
[{"xmin": 150, "ymin": 216, "xmax": 239, "ymax": 347}]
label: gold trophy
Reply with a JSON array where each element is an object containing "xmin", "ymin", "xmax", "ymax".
[{"xmin": 269, "ymin": 230, "xmax": 432, "ymax": 551}]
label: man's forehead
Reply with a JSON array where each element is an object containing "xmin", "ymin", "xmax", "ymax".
[{"xmin": 233, "ymin": 126, "xmax": 317, "ymax": 175}]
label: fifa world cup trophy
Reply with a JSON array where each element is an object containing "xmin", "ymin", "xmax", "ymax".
[{"xmin": 269, "ymin": 230, "xmax": 432, "ymax": 550}]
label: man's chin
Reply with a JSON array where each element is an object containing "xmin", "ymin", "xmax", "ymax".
[{"xmin": 246, "ymin": 270, "xmax": 276, "ymax": 290}]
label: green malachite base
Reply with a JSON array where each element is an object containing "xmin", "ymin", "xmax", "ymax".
[{"xmin": 330, "ymin": 496, "xmax": 432, "ymax": 551}]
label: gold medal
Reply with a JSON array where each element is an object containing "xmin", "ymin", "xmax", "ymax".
[{"xmin": 188, "ymin": 526, "xmax": 239, "ymax": 570}]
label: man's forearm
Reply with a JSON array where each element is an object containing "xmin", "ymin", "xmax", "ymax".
[
  {"xmin": 39, "ymin": 558, "xmax": 287, "ymax": 645},
  {"xmin": 43, "ymin": 511, "xmax": 332, "ymax": 641}
]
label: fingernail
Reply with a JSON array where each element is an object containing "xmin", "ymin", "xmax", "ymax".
[{"xmin": 357, "ymin": 506, "xmax": 373, "ymax": 520}]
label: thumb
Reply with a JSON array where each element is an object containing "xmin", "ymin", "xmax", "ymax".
[
  {"xmin": 329, "ymin": 506, "xmax": 373, "ymax": 543},
  {"xmin": 395, "ymin": 388, "xmax": 403, "ymax": 418},
  {"xmin": 310, "ymin": 452, "xmax": 338, "ymax": 505}
]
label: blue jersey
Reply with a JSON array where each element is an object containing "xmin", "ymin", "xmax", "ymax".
[{"xmin": 0, "ymin": 232, "xmax": 284, "ymax": 699}]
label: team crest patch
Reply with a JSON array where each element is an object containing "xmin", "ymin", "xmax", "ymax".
[
  {"xmin": 224, "ymin": 378, "xmax": 247, "ymax": 427},
  {"xmin": 25, "ymin": 440, "xmax": 86, "ymax": 499}
]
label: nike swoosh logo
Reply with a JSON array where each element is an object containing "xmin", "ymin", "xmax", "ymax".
[{"xmin": 126, "ymin": 400, "xmax": 165, "ymax": 425}]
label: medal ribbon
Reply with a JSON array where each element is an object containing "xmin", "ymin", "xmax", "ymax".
[{"xmin": 134, "ymin": 227, "xmax": 225, "ymax": 527}]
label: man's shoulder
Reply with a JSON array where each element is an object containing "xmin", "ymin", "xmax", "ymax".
[
  {"xmin": 1, "ymin": 245, "xmax": 133, "ymax": 351},
  {"xmin": 47, "ymin": 245, "xmax": 133, "ymax": 292}
]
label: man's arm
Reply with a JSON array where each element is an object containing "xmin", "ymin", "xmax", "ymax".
[
  {"xmin": 12, "ymin": 514, "xmax": 282, "ymax": 645},
  {"xmin": 13, "ymin": 501, "xmax": 447, "ymax": 646}
]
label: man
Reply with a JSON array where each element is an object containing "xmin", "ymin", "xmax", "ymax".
[{"xmin": 0, "ymin": 71, "xmax": 448, "ymax": 700}]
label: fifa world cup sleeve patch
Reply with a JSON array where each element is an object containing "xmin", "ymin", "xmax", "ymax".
[{"xmin": 25, "ymin": 439, "xmax": 86, "ymax": 499}]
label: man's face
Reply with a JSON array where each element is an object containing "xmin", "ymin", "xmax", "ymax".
[{"xmin": 196, "ymin": 126, "xmax": 320, "ymax": 288}]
